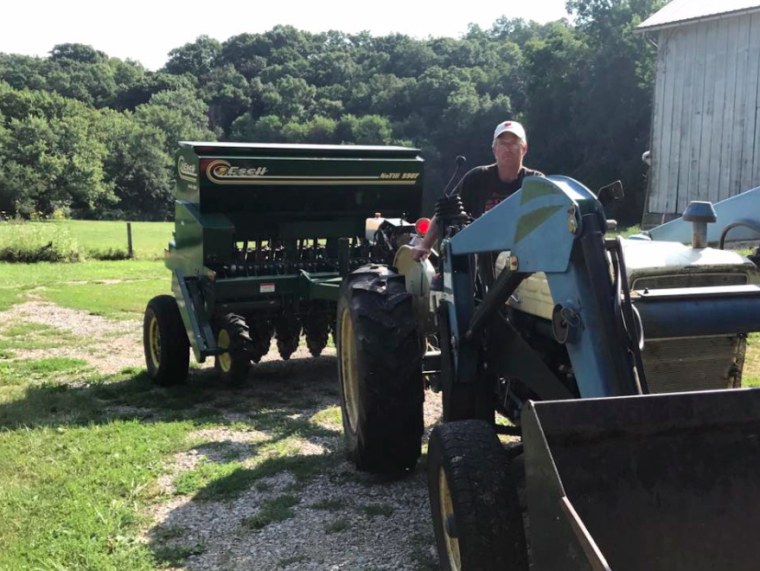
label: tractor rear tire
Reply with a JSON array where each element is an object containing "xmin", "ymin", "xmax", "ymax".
[
  {"xmin": 214, "ymin": 313, "xmax": 252, "ymax": 386},
  {"xmin": 428, "ymin": 420, "xmax": 528, "ymax": 571},
  {"xmin": 336, "ymin": 265, "xmax": 424, "ymax": 474},
  {"xmin": 143, "ymin": 295, "xmax": 190, "ymax": 386}
]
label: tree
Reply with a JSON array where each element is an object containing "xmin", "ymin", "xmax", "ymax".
[
  {"xmin": 164, "ymin": 35, "xmax": 221, "ymax": 79},
  {"xmin": 99, "ymin": 110, "xmax": 174, "ymax": 219},
  {"xmin": 337, "ymin": 115, "xmax": 392, "ymax": 145},
  {"xmin": 135, "ymin": 87, "xmax": 216, "ymax": 145},
  {"xmin": 0, "ymin": 89, "xmax": 114, "ymax": 216},
  {"xmin": 201, "ymin": 64, "xmax": 251, "ymax": 135},
  {"xmin": 49, "ymin": 43, "xmax": 108, "ymax": 64}
]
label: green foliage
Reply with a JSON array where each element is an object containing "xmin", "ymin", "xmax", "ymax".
[
  {"xmin": 361, "ymin": 503, "xmax": 395, "ymax": 517},
  {"xmin": 0, "ymin": 8, "xmax": 663, "ymax": 223}
]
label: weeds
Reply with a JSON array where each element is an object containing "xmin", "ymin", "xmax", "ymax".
[
  {"xmin": 241, "ymin": 494, "xmax": 300, "ymax": 530},
  {"xmin": 325, "ymin": 517, "xmax": 349, "ymax": 534}
]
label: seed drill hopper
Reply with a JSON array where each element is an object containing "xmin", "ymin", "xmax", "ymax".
[{"xmin": 143, "ymin": 142, "xmax": 423, "ymax": 385}]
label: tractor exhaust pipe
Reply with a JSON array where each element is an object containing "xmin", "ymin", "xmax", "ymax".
[{"xmin": 682, "ymin": 201, "xmax": 717, "ymax": 248}]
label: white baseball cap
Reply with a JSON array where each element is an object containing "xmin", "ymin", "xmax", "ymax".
[{"xmin": 493, "ymin": 120, "xmax": 527, "ymax": 145}]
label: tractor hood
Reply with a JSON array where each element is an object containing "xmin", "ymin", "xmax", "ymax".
[
  {"xmin": 622, "ymin": 238, "xmax": 755, "ymax": 274},
  {"xmin": 620, "ymin": 238, "xmax": 759, "ymax": 289}
]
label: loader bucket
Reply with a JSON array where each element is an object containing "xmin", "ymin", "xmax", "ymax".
[{"xmin": 521, "ymin": 388, "xmax": 760, "ymax": 571}]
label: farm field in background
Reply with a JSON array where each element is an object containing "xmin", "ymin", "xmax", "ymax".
[{"xmin": 0, "ymin": 219, "xmax": 173, "ymax": 261}]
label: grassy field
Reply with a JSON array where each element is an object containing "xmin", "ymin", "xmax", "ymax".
[
  {"xmin": 0, "ymin": 260, "xmax": 170, "ymax": 316},
  {"xmin": 0, "ymin": 219, "xmax": 173, "ymax": 261}
]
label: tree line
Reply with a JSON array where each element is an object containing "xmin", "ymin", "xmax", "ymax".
[{"xmin": 0, "ymin": 0, "xmax": 663, "ymax": 224}]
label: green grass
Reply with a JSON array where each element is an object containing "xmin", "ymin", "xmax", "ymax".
[
  {"xmin": 173, "ymin": 439, "xmax": 334, "ymax": 502},
  {"xmin": 152, "ymin": 543, "xmax": 206, "ymax": 567},
  {"xmin": 278, "ymin": 555, "xmax": 309, "ymax": 568},
  {"xmin": 310, "ymin": 405, "xmax": 342, "ymax": 429},
  {"xmin": 241, "ymin": 494, "xmax": 300, "ymax": 530},
  {"xmin": 311, "ymin": 498, "xmax": 346, "ymax": 511},
  {"xmin": 0, "ymin": 322, "xmax": 81, "ymax": 352},
  {"xmin": 0, "ymin": 222, "xmax": 81, "ymax": 262},
  {"xmin": 0, "ymin": 415, "xmax": 191, "ymax": 570},
  {"xmin": 325, "ymin": 517, "xmax": 349, "ymax": 534},
  {"xmin": 0, "ymin": 353, "xmax": 316, "ymax": 570},
  {"xmin": 361, "ymin": 503, "xmax": 395, "ymax": 517},
  {"xmin": 0, "ymin": 260, "xmax": 169, "ymax": 314},
  {"xmin": 0, "ymin": 219, "xmax": 173, "ymax": 261},
  {"xmin": 745, "ymin": 333, "xmax": 760, "ymax": 387}
]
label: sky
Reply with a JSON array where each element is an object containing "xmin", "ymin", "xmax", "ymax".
[{"xmin": 1, "ymin": 0, "xmax": 572, "ymax": 71}]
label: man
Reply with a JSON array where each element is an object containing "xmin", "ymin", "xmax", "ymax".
[{"xmin": 411, "ymin": 120, "xmax": 543, "ymax": 260}]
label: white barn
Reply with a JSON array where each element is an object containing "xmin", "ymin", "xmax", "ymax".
[{"xmin": 638, "ymin": 0, "xmax": 760, "ymax": 226}]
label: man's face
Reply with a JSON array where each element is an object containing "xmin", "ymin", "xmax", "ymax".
[{"xmin": 492, "ymin": 132, "xmax": 527, "ymax": 169}]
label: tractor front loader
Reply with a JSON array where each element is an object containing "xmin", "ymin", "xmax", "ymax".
[{"xmin": 336, "ymin": 174, "xmax": 760, "ymax": 570}]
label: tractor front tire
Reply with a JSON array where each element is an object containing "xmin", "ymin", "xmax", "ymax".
[
  {"xmin": 214, "ymin": 313, "xmax": 252, "ymax": 386},
  {"xmin": 336, "ymin": 265, "xmax": 424, "ymax": 474},
  {"xmin": 428, "ymin": 420, "xmax": 528, "ymax": 571},
  {"xmin": 143, "ymin": 295, "xmax": 190, "ymax": 386}
]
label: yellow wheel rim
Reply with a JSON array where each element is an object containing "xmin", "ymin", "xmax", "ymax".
[
  {"xmin": 148, "ymin": 315, "xmax": 161, "ymax": 369},
  {"xmin": 439, "ymin": 467, "xmax": 462, "ymax": 571},
  {"xmin": 339, "ymin": 307, "xmax": 359, "ymax": 432},
  {"xmin": 217, "ymin": 329, "xmax": 232, "ymax": 373}
]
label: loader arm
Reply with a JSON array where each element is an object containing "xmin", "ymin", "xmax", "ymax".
[{"xmin": 443, "ymin": 175, "xmax": 641, "ymax": 398}]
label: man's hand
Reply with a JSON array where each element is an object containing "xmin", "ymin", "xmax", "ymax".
[{"xmin": 410, "ymin": 244, "xmax": 431, "ymax": 261}]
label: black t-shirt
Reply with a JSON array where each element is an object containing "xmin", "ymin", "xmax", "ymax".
[{"xmin": 458, "ymin": 164, "xmax": 544, "ymax": 218}]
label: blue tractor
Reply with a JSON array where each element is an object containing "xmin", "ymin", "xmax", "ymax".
[{"xmin": 336, "ymin": 174, "xmax": 760, "ymax": 570}]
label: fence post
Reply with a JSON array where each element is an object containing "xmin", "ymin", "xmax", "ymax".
[{"xmin": 127, "ymin": 222, "xmax": 134, "ymax": 259}]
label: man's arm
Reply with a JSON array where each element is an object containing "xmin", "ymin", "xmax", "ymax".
[
  {"xmin": 410, "ymin": 215, "xmax": 438, "ymax": 261},
  {"xmin": 410, "ymin": 167, "xmax": 479, "ymax": 261}
]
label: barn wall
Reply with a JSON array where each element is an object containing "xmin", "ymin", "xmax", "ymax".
[{"xmin": 645, "ymin": 12, "xmax": 760, "ymax": 223}]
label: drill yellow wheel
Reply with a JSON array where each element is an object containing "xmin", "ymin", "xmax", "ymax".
[
  {"xmin": 213, "ymin": 313, "xmax": 252, "ymax": 386},
  {"xmin": 147, "ymin": 314, "xmax": 161, "ymax": 371},
  {"xmin": 143, "ymin": 295, "xmax": 189, "ymax": 386},
  {"xmin": 216, "ymin": 329, "xmax": 232, "ymax": 373}
]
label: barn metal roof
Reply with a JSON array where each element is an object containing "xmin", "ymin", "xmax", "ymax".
[{"xmin": 638, "ymin": 0, "xmax": 760, "ymax": 31}]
